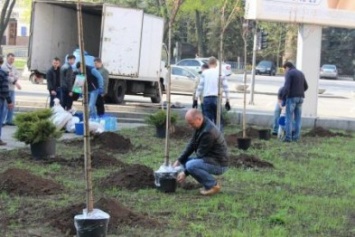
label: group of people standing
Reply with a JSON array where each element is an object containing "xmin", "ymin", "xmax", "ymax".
[
  {"xmin": 46, "ymin": 55, "xmax": 109, "ymax": 118},
  {"xmin": 173, "ymin": 59, "xmax": 308, "ymax": 197}
]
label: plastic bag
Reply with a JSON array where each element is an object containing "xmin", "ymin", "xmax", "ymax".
[
  {"xmin": 51, "ymin": 99, "xmax": 73, "ymax": 130},
  {"xmin": 66, "ymin": 116, "xmax": 80, "ymax": 133}
]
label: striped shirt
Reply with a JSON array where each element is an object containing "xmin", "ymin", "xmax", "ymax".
[{"xmin": 195, "ymin": 67, "xmax": 229, "ymax": 100}]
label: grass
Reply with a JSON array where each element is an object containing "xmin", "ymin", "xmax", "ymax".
[
  {"xmin": 1, "ymin": 124, "xmax": 355, "ymax": 237},
  {"xmin": 13, "ymin": 57, "xmax": 27, "ymax": 70}
]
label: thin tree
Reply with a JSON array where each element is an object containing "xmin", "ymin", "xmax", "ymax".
[
  {"xmin": 216, "ymin": 0, "xmax": 242, "ymax": 129},
  {"xmin": 0, "ymin": 0, "xmax": 16, "ymax": 47}
]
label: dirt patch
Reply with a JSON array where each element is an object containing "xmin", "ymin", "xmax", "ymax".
[
  {"xmin": 178, "ymin": 181, "xmax": 202, "ymax": 190},
  {"xmin": 48, "ymin": 197, "xmax": 160, "ymax": 236},
  {"xmin": 171, "ymin": 125, "xmax": 194, "ymax": 140},
  {"xmin": 229, "ymin": 154, "xmax": 274, "ymax": 169},
  {"xmin": 99, "ymin": 164, "xmax": 155, "ymax": 190},
  {"xmin": 61, "ymin": 132, "xmax": 133, "ymax": 153},
  {"xmin": 0, "ymin": 168, "xmax": 64, "ymax": 196},
  {"xmin": 236, "ymin": 127, "xmax": 260, "ymax": 139},
  {"xmin": 304, "ymin": 127, "xmax": 352, "ymax": 138},
  {"xmin": 226, "ymin": 128, "xmax": 260, "ymax": 146},
  {"xmin": 93, "ymin": 132, "xmax": 132, "ymax": 152},
  {"xmin": 42, "ymin": 152, "xmax": 125, "ymax": 169}
]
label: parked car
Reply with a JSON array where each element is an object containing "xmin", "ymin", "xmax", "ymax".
[
  {"xmin": 320, "ymin": 64, "xmax": 338, "ymax": 79},
  {"xmin": 255, "ymin": 60, "xmax": 276, "ymax": 76},
  {"xmin": 176, "ymin": 58, "xmax": 232, "ymax": 76},
  {"xmin": 164, "ymin": 65, "xmax": 199, "ymax": 94}
]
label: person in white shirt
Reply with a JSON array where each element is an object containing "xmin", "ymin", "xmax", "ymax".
[{"xmin": 193, "ymin": 57, "xmax": 230, "ymax": 125}]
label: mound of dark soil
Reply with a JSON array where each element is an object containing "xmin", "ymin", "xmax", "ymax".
[
  {"xmin": 42, "ymin": 152, "xmax": 125, "ymax": 169},
  {"xmin": 48, "ymin": 197, "xmax": 160, "ymax": 236},
  {"xmin": 229, "ymin": 154, "xmax": 274, "ymax": 169},
  {"xmin": 171, "ymin": 125, "xmax": 194, "ymax": 140},
  {"xmin": 100, "ymin": 164, "xmax": 155, "ymax": 190},
  {"xmin": 304, "ymin": 126, "xmax": 352, "ymax": 138},
  {"xmin": 0, "ymin": 168, "xmax": 64, "ymax": 196},
  {"xmin": 93, "ymin": 132, "xmax": 132, "ymax": 152}
]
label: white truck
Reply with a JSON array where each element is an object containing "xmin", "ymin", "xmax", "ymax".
[{"xmin": 28, "ymin": 0, "xmax": 166, "ymax": 104}]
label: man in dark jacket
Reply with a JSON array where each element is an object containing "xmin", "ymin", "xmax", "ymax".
[
  {"xmin": 0, "ymin": 56, "xmax": 14, "ymax": 145},
  {"xmin": 46, "ymin": 57, "xmax": 61, "ymax": 107},
  {"xmin": 281, "ymin": 62, "xmax": 308, "ymax": 142},
  {"xmin": 173, "ymin": 109, "xmax": 228, "ymax": 196},
  {"xmin": 60, "ymin": 55, "xmax": 76, "ymax": 111}
]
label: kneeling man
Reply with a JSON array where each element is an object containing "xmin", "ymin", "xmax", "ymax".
[{"xmin": 173, "ymin": 109, "xmax": 228, "ymax": 196}]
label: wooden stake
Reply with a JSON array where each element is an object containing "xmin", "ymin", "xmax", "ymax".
[{"xmin": 77, "ymin": 0, "xmax": 94, "ymax": 212}]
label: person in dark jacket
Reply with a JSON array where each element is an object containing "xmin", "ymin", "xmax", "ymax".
[
  {"xmin": 0, "ymin": 56, "xmax": 14, "ymax": 145},
  {"xmin": 46, "ymin": 57, "xmax": 62, "ymax": 107},
  {"xmin": 281, "ymin": 62, "xmax": 308, "ymax": 142},
  {"xmin": 173, "ymin": 109, "xmax": 228, "ymax": 196},
  {"xmin": 60, "ymin": 55, "xmax": 76, "ymax": 111}
]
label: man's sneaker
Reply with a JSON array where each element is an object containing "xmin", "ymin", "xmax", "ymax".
[
  {"xmin": 0, "ymin": 140, "xmax": 7, "ymax": 146},
  {"xmin": 200, "ymin": 184, "xmax": 221, "ymax": 196}
]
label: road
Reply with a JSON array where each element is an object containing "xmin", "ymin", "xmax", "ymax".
[{"xmin": 15, "ymin": 73, "xmax": 355, "ymax": 119}]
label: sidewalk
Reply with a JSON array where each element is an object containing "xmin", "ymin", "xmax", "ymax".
[{"xmin": 0, "ymin": 123, "xmax": 147, "ymax": 151}]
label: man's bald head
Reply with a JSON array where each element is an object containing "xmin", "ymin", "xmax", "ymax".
[{"xmin": 185, "ymin": 109, "xmax": 204, "ymax": 129}]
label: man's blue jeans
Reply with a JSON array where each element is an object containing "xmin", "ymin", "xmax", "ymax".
[
  {"xmin": 3, "ymin": 90, "xmax": 15, "ymax": 124},
  {"xmin": 183, "ymin": 157, "xmax": 228, "ymax": 190},
  {"xmin": 272, "ymin": 102, "xmax": 281, "ymax": 134},
  {"xmin": 203, "ymin": 96, "xmax": 218, "ymax": 123},
  {"xmin": 285, "ymin": 97, "xmax": 304, "ymax": 141},
  {"xmin": 202, "ymin": 96, "xmax": 224, "ymax": 131},
  {"xmin": 89, "ymin": 89, "xmax": 100, "ymax": 118}
]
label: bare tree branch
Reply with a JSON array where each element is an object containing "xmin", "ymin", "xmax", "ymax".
[{"xmin": 223, "ymin": 0, "xmax": 241, "ymax": 32}]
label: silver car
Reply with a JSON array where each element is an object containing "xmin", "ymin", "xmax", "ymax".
[
  {"xmin": 164, "ymin": 66, "xmax": 199, "ymax": 94},
  {"xmin": 176, "ymin": 58, "xmax": 232, "ymax": 76},
  {"xmin": 320, "ymin": 64, "xmax": 338, "ymax": 79}
]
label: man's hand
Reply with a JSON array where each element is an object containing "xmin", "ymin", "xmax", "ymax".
[
  {"xmin": 173, "ymin": 160, "xmax": 181, "ymax": 167},
  {"xmin": 7, "ymin": 103, "xmax": 14, "ymax": 110},
  {"xmin": 225, "ymin": 101, "xmax": 231, "ymax": 111},
  {"xmin": 192, "ymin": 100, "xmax": 198, "ymax": 109},
  {"xmin": 15, "ymin": 82, "xmax": 21, "ymax": 90},
  {"xmin": 177, "ymin": 172, "xmax": 186, "ymax": 183},
  {"xmin": 51, "ymin": 90, "xmax": 57, "ymax": 96},
  {"xmin": 69, "ymin": 92, "xmax": 73, "ymax": 97}
]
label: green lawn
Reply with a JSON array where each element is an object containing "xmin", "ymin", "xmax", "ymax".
[
  {"xmin": 13, "ymin": 57, "xmax": 27, "ymax": 70},
  {"xmin": 0, "ymin": 123, "xmax": 354, "ymax": 237}
]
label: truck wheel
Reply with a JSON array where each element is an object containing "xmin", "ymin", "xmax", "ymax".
[
  {"xmin": 112, "ymin": 80, "xmax": 126, "ymax": 104},
  {"xmin": 29, "ymin": 72, "xmax": 42, "ymax": 84},
  {"xmin": 151, "ymin": 82, "xmax": 162, "ymax": 103}
]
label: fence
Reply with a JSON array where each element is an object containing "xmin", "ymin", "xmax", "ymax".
[{"xmin": 1, "ymin": 45, "xmax": 28, "ymax": 57}]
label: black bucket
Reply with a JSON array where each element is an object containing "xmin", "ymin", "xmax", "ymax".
[
  {"xmin": 258, "ymin": 129, "xmax": 271, "ymax": 140},
  {"xmin": 154, "ymin": 171, "xmax": 177, "ymax": 193},
  {"xmin": 155, "ymin": 125, "xmax": 166, "ymax": 138},
  {"xmin": 237, "ymin": 137, "xmax": 252, "ymax": 150},
  {"xmin": 74, "ymin": 209, "xmax": 110, "ymax": 237},
  {"xmin": 30, "ymin": 138, "xmax": 56, "ymax": 160}
]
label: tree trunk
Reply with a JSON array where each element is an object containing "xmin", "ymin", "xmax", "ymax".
[
  {"xmin": 0, "ymin": 0, "xmax": 16, "ymax": 42},
  {"xmin": 195, "ymin": 10, "xmax": 205, "ymax": 57},
  {"xmin": 283, "ymin": 25, "xmax": 297, "ymax": 63}
]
